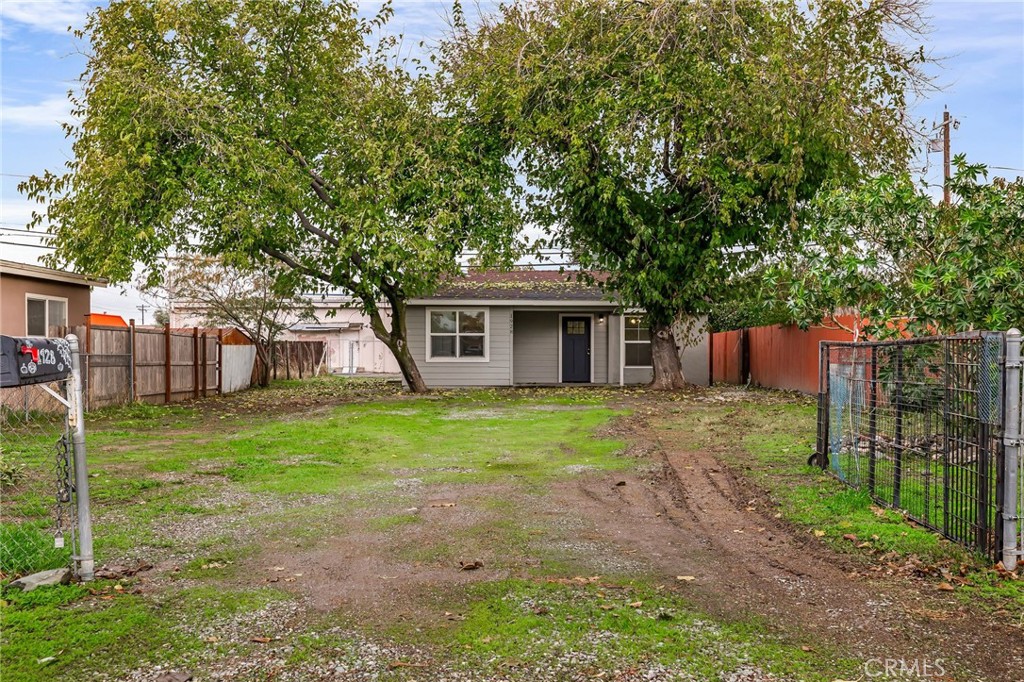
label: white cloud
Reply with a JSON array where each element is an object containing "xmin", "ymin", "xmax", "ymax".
[
  {"xmin": 1, "ymin": 94, "xmax": 73, "ymax": 129},
  {"xmin": 0, "ymin": 0, "xmax": 94, "ymax": 35}
]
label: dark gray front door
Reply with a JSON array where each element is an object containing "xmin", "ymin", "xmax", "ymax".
[{"xmin": 561, "ymin": 317, "xmax": 591, "ymax": 383}]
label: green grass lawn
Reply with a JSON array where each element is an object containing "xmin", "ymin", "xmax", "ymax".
[{"xmin": 2, "ymin": 379, "xmax": 1018, "ymax": 680}]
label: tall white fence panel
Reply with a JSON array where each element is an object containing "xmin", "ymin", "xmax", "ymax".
[{"xmin": 221, "ymin": 346, "xmax": 256, "ymax": 394}]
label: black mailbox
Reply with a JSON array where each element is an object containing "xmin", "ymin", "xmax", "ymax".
[{"xmin": 0, "ymin": 336, "xmax": 73, "ymax": 388}]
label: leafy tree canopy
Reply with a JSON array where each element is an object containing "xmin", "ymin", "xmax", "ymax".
[
  {"xmin": 22, "ymin": 0, "xmax": 522, "ymax": 391},
  {"xmin": 769, "ymin": 158, "xmax": 1024, "ymax": 338},
  {"xmin": 446, "ymin": 0, "xmax": 930, "ymax": 386}
]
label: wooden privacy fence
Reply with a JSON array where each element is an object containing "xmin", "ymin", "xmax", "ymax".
[
  {"xmin": 711, "ymin": 318, "xmax": 858, "ymax": 394},
  {"xmin": 253, "ymin": 340, "xmax": 327, "ymax": 383},
  {"xmin": 59, "ymin": 323, "xmax": 244, "ymax": 410}
]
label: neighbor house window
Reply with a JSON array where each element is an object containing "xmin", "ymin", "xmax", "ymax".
[
  {"xmin": 26, "ymin": 295, "xmax": 67, "ymax": 336},
  {"xmin": 428, "ymin": 309, "xmax": 487, "ymax": 360},
  {"xmin": 624, "ymin": 315, "xmax": 652, "ymax": 367}
]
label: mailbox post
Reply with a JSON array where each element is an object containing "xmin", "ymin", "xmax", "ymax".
[{"xmin": 0, "ymin": 334, "xmax": 94, "ymax": 580}]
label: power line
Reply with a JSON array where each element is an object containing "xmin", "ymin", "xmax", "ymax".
[
  {"xmin": 0, "ymin": 241, "xmax": 54, "ymax": 250},
  {"xmin": 0, "ymin": 227, "xmax": 46, "ymax": 235}
]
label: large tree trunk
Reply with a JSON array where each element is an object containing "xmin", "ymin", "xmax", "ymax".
[
  {"xmin": 255, "ymin": 343, "xmax": 272, "ymax": 387},
  {"xmin": 368, "ymin": 303, "xmax": 429, "ymax": 393},
  {"xmin": 649, "ymin": 322, "xmax": 687, "ymax": 390}
]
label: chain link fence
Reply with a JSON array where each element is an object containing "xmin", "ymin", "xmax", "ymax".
[
  {"xmin": 813, "ymin": 331, "xmax": 1021, "ymax": 566},
  {"xmin": 1, "ymin": 335, "xmax": 94, "ymax": 582}
]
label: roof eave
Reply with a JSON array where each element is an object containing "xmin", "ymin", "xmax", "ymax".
[{"xmin": 408, "ymin": 298, "xmax": 621, "ymax": 307}]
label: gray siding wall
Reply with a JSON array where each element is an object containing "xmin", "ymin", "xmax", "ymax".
[
  {"xmin": 608, "ymin": 314, "xmax": 622, "ymax": 385},
  {"xmin": 592, "ymin": 315, "xmax": 608, "ymax": 384},
  {"xmin": 512, "ymin": 310, "xmax": 612, "ymax": 385},
  {"xmin": 407, "ymin": 305, "xmax": 512, "ymax": 387},
  {"xmin": 512, "ymin": 311, "xmax": 558, "ymax": 384},
  {"xmin": 620, "ymin": 315, "xmax": 710, "ymax": 386},
  {"xmin": 678, "ymin": 316, "xmax": 710, "ymax": 386}
]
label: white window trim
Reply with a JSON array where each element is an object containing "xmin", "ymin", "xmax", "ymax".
[
  {"xmin": 25, "ymin": 293, "xmax": 69, "ymax": 336},
  {"xmin": 425, "ymin": 307, "xmax": 490, "ymax": 363},
  {"xmin": 557, "ymin": 313, "xmax": 595, "ymax": 383},
  {"xmin": 623, "ymin": 314, "xmax": 653, "ymax": 368}
]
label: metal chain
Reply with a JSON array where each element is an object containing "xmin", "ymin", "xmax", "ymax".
[{"xmin": 54, "ymin": 429, "xmax": 74, "ymax": 545}]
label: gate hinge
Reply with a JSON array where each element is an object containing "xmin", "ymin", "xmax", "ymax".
[
  {"xmin": 1004, "ymin": 436, "xmax": 1024, "ymax": 448},
  {"xmin": 1006, "ymin": 361, "xmax": 1023, "ymax": 369}
]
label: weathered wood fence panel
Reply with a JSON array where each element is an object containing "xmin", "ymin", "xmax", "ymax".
[
  {"xmin": 252, "ymin": 340, "xmax": 326, "ymax": 384},
  {"xmin": 135, "ymin": 327, "xmax": 168, "ymax": 403},
  {"xmin": 86, "ymin": 325, "xmax": 132, "ymax": 408},
  {"xmin": 59, "ymin": 324, "xmax": 256, "ymax": 411}
]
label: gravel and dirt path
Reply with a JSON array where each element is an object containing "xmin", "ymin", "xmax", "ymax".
[{"xmin": 561, "ymin": 408, "xmax": 1024, "ymax": 680}]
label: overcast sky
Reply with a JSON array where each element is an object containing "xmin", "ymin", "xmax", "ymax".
[{"xmin": 2, "ymin": 0, "xmax": 1022, "ymax": 319}]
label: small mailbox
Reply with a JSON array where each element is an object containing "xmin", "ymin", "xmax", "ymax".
[{"xmin": 0, "ymin": 336, "xmax": 73, "ymax": 388}]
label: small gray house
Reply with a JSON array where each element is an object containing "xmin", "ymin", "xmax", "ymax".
[{"xmin": 405, "ymin": 270, "xmax": 709, "ymax": 387}]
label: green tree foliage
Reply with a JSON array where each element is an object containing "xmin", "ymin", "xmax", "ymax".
[
  {"xmin": 446, "ymin": 0, "xmax": 929, "ymax": 387},
  {"xmin": 771, "ymin": 158, "xmax": 1024, "ymax": 337},
  {"xmin": 21, "ymin": 0, "xmax": 521, "ymax": 392}
]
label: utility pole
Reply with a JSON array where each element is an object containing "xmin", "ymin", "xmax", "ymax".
[
  {"xmin": 929, "ymin": 108, "xmax": 958, "ymax": 205},
  {"xmin": 942, "ymin": 109, "xmax": 951, "ymax": 205},
  {"xmin": 136, "ymin": 303, "xmax": 148, "ymax": 326}
]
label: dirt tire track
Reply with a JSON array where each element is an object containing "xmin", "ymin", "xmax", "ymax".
[{"xmin": 561, "ymin": 417, "xmax": 1024, "ymax": 681}]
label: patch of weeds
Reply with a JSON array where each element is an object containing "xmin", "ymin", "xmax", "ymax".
[
  {"xmin": 367, "ymin": 513, "xmax": 420, "ymax": 532},
  {"xmin": 175, "ymin": 584, "xmax": 290, "ymax": 622},
  {"xmin": 0, "ymin": 583, "xmax": 185, "ymax": 682},
  {"xmin": 89, "ymin": 402, "xmax": 198, "ymax": 432},
  {"xmin": 0, "ymin": 521, "xmax": 72, "ymax": 577},
  {"xmin": 90, "ymin": 477, "xmax": 162, "ymax": 504},
  {"xmin": 437, "ymin": 579, "xmax": 865, "ymax": 680}
]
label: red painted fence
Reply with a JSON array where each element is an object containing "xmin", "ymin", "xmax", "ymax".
[{"xmin": 711, "ymin": 318, "xmax": 858, "ymax": 394}]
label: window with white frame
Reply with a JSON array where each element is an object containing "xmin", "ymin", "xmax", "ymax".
[
  {"xmin": 26, "ymin": 295, "xmax": 68, "ymax": 336},
  {"xmin": 624, "ymin": 315, "xmax": 652, "ymax": 367},
  {"xmin": 429, "ymin": 309, "xmax": 487, "ymax": 360}
]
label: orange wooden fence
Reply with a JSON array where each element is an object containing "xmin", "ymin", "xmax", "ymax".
[{"xmin": 711, "ymin": 318, "xmax": 859, "ymax": 394}]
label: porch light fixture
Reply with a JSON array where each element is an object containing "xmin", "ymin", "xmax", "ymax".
[{"xmin": 598, "ymin": 313, "xmax": 606, "ymax": 323}]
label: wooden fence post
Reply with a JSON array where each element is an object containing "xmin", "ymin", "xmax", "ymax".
[
  {"xmin": 201, "ymin": 332, "xmax": 208, "ymax": 398},
  {"xmin": 285, "ymin": 341, "xmax": 291, "ymax": 380},
  {"xmin": 84, "ymin": 315, "xmax": 92, "ymax": 411},
  {"xmin": 217, "ymin": 329, "xmax": 224, "ymax": 395},
  {"xmin": 164, "ymin": 323, "xmax": 172, "ymax": 404},
  {"xmin": 192, "ymin": 327, "xmax": 200, "ymax": 400},
  {"xmin": 129, "ymin": 318, "xmax": 138, "ymax": 402}
]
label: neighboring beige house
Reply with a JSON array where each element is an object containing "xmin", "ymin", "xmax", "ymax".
[
  {"xmin": 283, "ymin": 293, "xmax": 400, "ymax": 375},
  {"xmin": 169, "ymin": 291, "xmax": 400, "ymax": 375},
  {"xmin": 0, "ymin": 260, "xmax": 107, "ymax": 337}
]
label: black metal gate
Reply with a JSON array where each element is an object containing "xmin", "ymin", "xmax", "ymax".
[{"xmin": 813, "ymin": 333, "xmax": 1006, "ymax": 559}]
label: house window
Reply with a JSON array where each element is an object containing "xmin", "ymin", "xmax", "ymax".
[
  {"xmin": 624, "ymin": 315, "xmax": 652, "ymax": 367},
  {"xmin": 428, "ymin": 309, "xmax": 487, "ymax": 360},
  {"xmin": 26, "ymin": 295, "xmax": 68, "ymax": 336}
]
